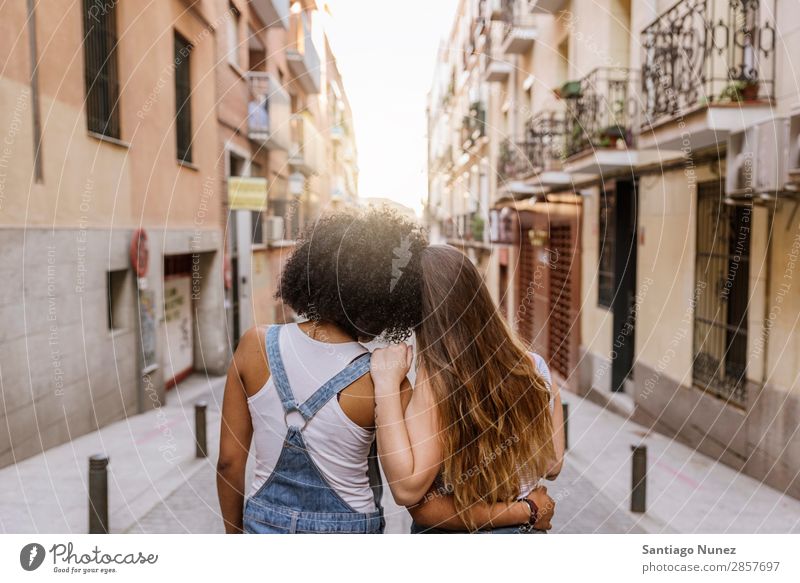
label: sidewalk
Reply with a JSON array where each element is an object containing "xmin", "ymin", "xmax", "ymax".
[
  {"xmin": 0, "ymin": 374, "xmax": 225, "ymax": 534},
  {"xmin": 559, "ymin": 391, "xmax": 800, "ymax": 534}
]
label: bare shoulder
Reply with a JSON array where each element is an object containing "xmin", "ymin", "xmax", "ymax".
[
  {"xmin": 339, "ymin": 369, "xmax": 375, "ymax": 428},
  {"xmin": 233, "ymin": 326, "xmax": 270, "ymax": 398}
]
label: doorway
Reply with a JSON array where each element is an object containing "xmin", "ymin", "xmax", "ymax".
[{"xmin": 609, "ymin": 179, "xmax": 638, "ymax": 392}]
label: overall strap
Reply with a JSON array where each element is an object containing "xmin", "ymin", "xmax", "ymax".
[
  {"xmin": 265, "ymin": 325, "xmax": 299, "ymax": 414},
  {"xmin": 296, "ymin": 352, "xmax": 371, "ymax": 421}
]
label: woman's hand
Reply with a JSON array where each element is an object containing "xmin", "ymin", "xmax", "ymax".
[
  {"xmin": 526, "ymin": 486, "xmax": 555, "ymax": 530},
  {"xmin": 370, "ymin": 343, "xmax": 413, "ymax": 394}
]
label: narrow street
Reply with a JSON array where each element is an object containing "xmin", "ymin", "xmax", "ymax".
[{"xmin": 5, "ymin": 372, "xmax": 794, "ymax": 535}]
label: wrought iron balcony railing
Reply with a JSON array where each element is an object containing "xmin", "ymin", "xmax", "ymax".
[
  {"xmin": 483, "ymin": 21, "xmax": 514, "ymax": 82},
  {"xmin": 497, "ymin": 112, "xmax": 567, "ymax": 184},
  {"xmin": 641, "ymin": 0, "xmax": 776, "ymax": 128},
  {"xmin": 561, "ymin": 67, "xmax": 638, "ymax": 159},
  {"xmin": 461, "ymin": 101, "xmax": 487, "ymax": 150},
  {"xmin": 527, "ymin": 111, "xmax": 567, "ymax": 172},
  {"xmin": 497, "ymin": 138, "xmax": 535, "ymax": 183},
  {"xmin": 499, "ymin": 0, "xmax": 537, "ymax": 54}
]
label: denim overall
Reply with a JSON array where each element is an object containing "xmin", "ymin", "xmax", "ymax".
[{"xmin": 243, "ymin": 326, "xmax": 385, "ymax": 534}]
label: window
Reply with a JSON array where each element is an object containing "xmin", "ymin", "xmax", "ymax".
[
  {"xmin": 598, "ymin": 188, "xmax": 616, "ymax": 308},
  {"xmin": 692, "ymin": 181, "xmax": 751, "ymax": 406},
  {"xmin": 251, "ymin": 211, "xmax": 264, "ymax": 244},
  {"xmin": 83, "ymin": 0, "xmax": 121, "ymax": 137},
  {"xmin": 248, "ymin": 26, "xmax": 266, "ymax": 71},
  {"xmin": 174, "ymin": 32, "xmax": 193, "ymax": 163},
  {"xmin": 228, "ymin": 150, "xmax": 247, "ymax": 177},
  {"xmin": 107, "ymin": 269, "xmax": 129, "ymax": 331}
]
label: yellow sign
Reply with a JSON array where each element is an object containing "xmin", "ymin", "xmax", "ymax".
[{"xmin": 228, "ymin": 177, "xmax": 268, "ymax": 210}]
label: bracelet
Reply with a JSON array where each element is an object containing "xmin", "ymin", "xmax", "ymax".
[{"xmin": 520, "ymin": 497, "xmax": 538, "ymax": 526}]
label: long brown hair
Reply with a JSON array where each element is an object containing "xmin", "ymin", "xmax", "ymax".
[{"xmin": 416, "ymin": 245, "xmax": 554, "ymax": 522}]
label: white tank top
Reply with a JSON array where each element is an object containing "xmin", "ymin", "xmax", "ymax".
[{"xmin": 247, "ymin": 323, "xmax": 377, "ymax": 512}]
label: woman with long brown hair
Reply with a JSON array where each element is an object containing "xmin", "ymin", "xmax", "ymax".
[{"xmin": 372, "ymin": 244, "xmax": 564, "ymax": 532}]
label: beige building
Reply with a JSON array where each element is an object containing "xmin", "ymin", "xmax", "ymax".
[
  {"xmin": 215, "ymin": 0, "xmax": 294, "ymax": 336},
  {"xmin": 0, "ymin": 0, "xmax": 228, "ymax": 467},
  {"xmin": 428, "ymin": 0, "xmax": 800, "ymax": 497},
  {"xmin": 324, "ymin": 37, "xmax": 360, "ymax": 209},
  {"xmin": 219, "ymin": 1, "xmax": 359, "ymax": 333},
  {"xmin": 0, "ymin": 0, "xmax": 358, "ymax": 469}
]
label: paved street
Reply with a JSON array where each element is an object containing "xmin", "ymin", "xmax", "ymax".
[
  {"xmin": 126, "ymin": 453, "xmax": 645, "ymax": 534},
  {"xmin": 127, "ymin": 388, "xmax": 800, "ymax": 534},
  {"xmin": 4, "ymin": 372, "xmax": 799, "ymax": 535}
]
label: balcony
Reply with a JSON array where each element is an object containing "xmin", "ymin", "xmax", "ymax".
[
  {"xmin": 466, "ymin": 14, "xmax": 488, "ymax": 58},
  {"xmin": 500, "ymin": 0, "xmax": 537, "ymax": 55},
  {"xmin": 249, "ymin": 0, "xmax": 290, "ymax": 29},
  {"xmin": 461, "ymin": 101, "xmax": 487, "ymax": 151},
  {"xmin": 287, "ymin": 11, "xmax": 321, "ymax": 94},
  {"xmin": 526, "ymin": 111, "xmax": 580, "ymax": 187},
  {"xmin": 483, "ymin": 22, "xmax": 513, "ymax": 82},
  {"xmin": 289, "ymin": 113, "xmax": 323, "ymax": 176},
  {"xmin": 330, "ymin": 123, "xmax": 345, "ymax": 141},
  {"xmin": 496, "ymin": 113, "xmax": 582, "ymax": 192},
  {"xmin": 498, "ymin": 139, "xmax": 533, "ymax": 180},
  {"xmin": 529, "ymin": 0, "xmax": 567, "ymax": 14},
  {"xmin": 639, "ymin": 0, "xmax": 776, "ymax": 151},
  {"xmin": 247, "ymin": 72, "xmax": 291, "ymax": 150},
  {"xmin": 561, "ymin": 67, "xmax": 663, "ymax": 175}
]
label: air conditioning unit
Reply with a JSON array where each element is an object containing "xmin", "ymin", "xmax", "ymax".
[
  {"xmin": 264, "ymin": 216, "xmax": 285, "ymax": 242},
  {"xmin": 726, "ymin": 117, "xmax": 789, "ymax": 197}
]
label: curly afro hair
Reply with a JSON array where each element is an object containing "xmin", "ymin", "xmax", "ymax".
[{"xmin": 277, "ymin": 207, "xmax": 427, "ymax": 342}]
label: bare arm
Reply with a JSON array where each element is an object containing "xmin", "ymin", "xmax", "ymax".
[
  {"xmin": 409, "ymin": 493, "xmax": 527, "ymax": 531},
  {"xmin": 372, "ymin": 345, "xmax": 442, "ymax": 506},
  {"xmin": 409, "ymin": 485, "xmax": 555, "ymax": 531},
  {"xmin": 216, "ymin": 328, "xmax": 262, "ymax": 533}
]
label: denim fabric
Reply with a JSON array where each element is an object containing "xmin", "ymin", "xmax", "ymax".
[{"xmin": 243, "ymin": 325, "xmax": 384, "ymax": 534}]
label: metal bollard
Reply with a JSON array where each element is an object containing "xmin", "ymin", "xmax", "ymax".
[
  {"xmin": 630, "ymin": 444, "xmax": 647, "ymax": 513},
  {"xmin": 562, "ymin": 402, "xmax": 569, "ymax": 452},
  {"xmin": 88, "ymin": 454, "xmax": 109, "ymax": 533},
  {"xmin": 195, "ymin": 402, "xmax": 208, "ymax": 458}
]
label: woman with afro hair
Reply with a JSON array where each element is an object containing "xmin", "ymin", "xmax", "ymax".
[{"xmin": 217, "ymin": 208, "xmax": 552, "ymax": 533}]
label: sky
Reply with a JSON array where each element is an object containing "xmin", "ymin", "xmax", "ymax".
[{"xmin": 321, "ymin": 0, "xmax": 460, "ymax": 215}]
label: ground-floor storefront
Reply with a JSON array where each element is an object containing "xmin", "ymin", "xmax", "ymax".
[
  {"xmin": 0, "ymin": 227, "xmax": 228, "ymax": 469},
  {"xmin": 577, "ymin": 155, "xmax": 800, "ymax": 498},
  {"xmin": 492, "ymin": 195, "xmax": 583, "ymax": 393},
  {"xmin": 494, "ymin": 152, "xmax": 800, "ymax": 498}
]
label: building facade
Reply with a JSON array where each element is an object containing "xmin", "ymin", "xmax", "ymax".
[
  {"xmin": 0, "ymin": 0, "xmax": 357, "ymax": 469},
  {"xmin": 219, "ymin": 0, "xmax": 359, "ymax": 336},
  {"xmin": 427, "ymin": 0, "xmax": 800, "ymax": 497},
  {"xmin": 0, "ymin": 0, "xmax": 228, "ymax": 467}
]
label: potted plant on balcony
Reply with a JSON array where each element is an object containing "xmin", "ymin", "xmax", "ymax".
[
  {"xmin": 471, "ymin": 214, "xmax": 486, "ymax": 242},
  {"xmin": 498, "ymin": 140, "xmax": 513, "ymax": 180},
  {"xmin": 720, "ymin": 79, "xmax": 760, "ymax": 103},
  {"xmin": 597, "ymin": 124, "xmax": 628, "ymax": 149},
  {"xmin": 567, "ymin": 122, "xmax": 584, "ymax": 155},
  {"xmin": 554, "ymin": 80, "xmax": 582, "ymax": 100}
]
